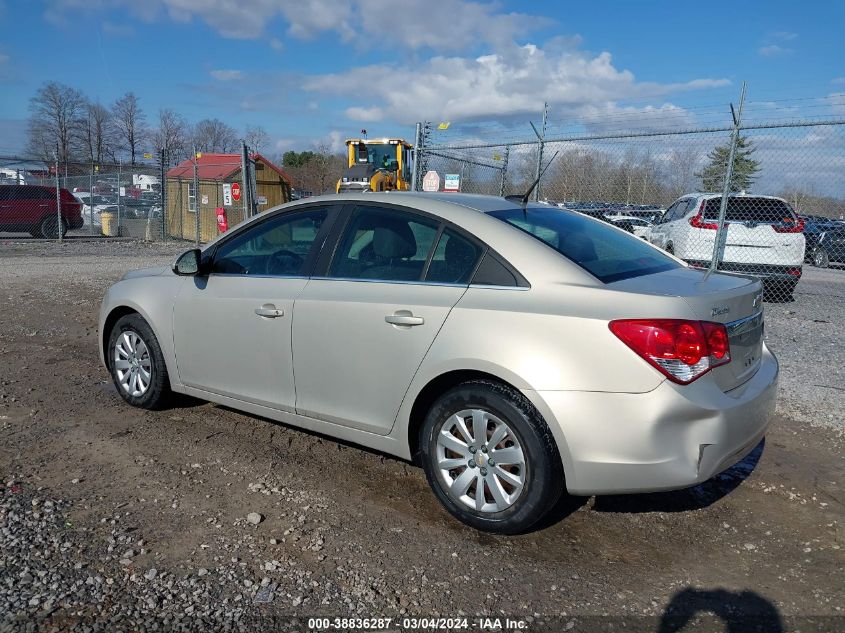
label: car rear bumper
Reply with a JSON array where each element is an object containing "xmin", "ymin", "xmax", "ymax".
[
  {"xmin": 686, "ymin": 260, "xmax": 801, "ymax": 286},
  {"xmin": 529, "ymin": 345, "xmax": 779, "ymax": 495}
]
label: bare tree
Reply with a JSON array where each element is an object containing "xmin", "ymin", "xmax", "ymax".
[
  {"xmin": 244, "ymin": 125, "xmax": 270, "ymax": 153},
  {"xmin": 112, "ymin": 92, "xmax": 146, "ymax": 164},
  {"xmin": 77, "ymin": 101, "xmax": 113, "ymax": 164},
  {"xmin": 26, "ymin": 81, "xmax": 86, "ymax": 163},
  {"xmin": 152, "ymin": 108, "xmax": 189, "ymax": 164},
  {"xmin": 192, "ymin": 118, "xmax": 238, "ymax": 153}
]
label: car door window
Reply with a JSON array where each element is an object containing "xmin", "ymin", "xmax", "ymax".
[
  {"xmin": 329, "ymin": 206, "xmax": 439, "ymax": 282},
  {"xmin": 425, "ymin": 228, "xmax": 483, "ymax": 284},
  {"xmin": 211, "ymin": 208, "xmax": 328, "ymax": 276},
  {"xmin": 663, "ymin": 201, "xmax": 683, "ymax": 222}
]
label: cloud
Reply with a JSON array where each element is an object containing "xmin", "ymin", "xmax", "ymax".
[
  {"xmin": 269, "ymin": 37, "xmax": 283, "ymax": 51},
  {"xmin": 210, "ymin": 69, "xmax": 244, "ymax": 81},
  {"xmin": 345, "ymin": 106, "xmax": 384, "ymax": 122},
  {"xmin": 758, "ymin": 44, "xmax": 792, "ymax": 57},
  {"xmin": 832, "ymin": 77, "xmax": 845, "ymax": 85},
  {"xmin": 101, "ymin": 20, "xmax": 134, "ymax": 36},
  {"xmin": 0, "ymin": 53, "xmax": 8, "ymax": 65},
  {"xmin": 769, "ymin": 31, "xmax": 798, "ymax": 41},
  {"xmin": 44, "ymin": 0, "xmax": 547, "ymax": 51},
  {"xmin": 305, "ymin": 43, "xmax": 729, "ymax": 124}
]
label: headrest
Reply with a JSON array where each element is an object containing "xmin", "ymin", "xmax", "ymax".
[
  {"xmin": 445, "ymin": 235, "xmax": 476, "ymax": 268},
  {"xmin": 373, "ymin": 220, "xmax": 417, "ymax": 259},
  {"xmin": 560, "ymin": 231, "xmax": 597, "ymax": 263}
]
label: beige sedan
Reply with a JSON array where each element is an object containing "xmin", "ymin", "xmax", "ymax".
[{"xmin": 99, "ymin": 192, "xmax": 778, "ymax": 533}]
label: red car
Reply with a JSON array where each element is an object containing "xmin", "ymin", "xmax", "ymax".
[{"xmin": 0, "ymin": 185, "xmax": 84, "ymax": 238}]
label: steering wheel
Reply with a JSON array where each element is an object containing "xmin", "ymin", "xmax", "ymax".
[{"xmin": 265, "ymin": 249, "xmax": 304, "ymax": 275}]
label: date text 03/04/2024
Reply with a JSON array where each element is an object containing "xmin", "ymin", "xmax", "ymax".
[{"xmin": 307, "ymin": 617, "xmax": 529, "ymax": 630}]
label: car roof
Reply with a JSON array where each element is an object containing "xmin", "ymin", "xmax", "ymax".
[
  {"xmin": 294, "ymin": 191, "xmax": 541, "ymax": 215},
  {"xmin": 681, "ymin": 192, "xmax": 787, "ymax": 202}
]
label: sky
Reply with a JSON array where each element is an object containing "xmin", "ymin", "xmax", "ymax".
[{"xmin": 0, "ymin": 0, "xmax": 844, "ymax": 158}]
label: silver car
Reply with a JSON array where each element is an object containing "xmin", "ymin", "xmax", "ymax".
[{"xmin": 99, "ymin": 193, "xmax": 778, "ymax": 533}]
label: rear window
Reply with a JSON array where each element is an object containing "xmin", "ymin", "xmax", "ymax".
[
  {"xmin": 489, "ymin": 206, "xmax": 680, "ymax": 283},
  {"xmin": 702, "ymin": 197, "xmax": 795, "ymax": 223}
]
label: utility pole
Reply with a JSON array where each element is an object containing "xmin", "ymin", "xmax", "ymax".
[
  {"xmin": 530, "ymin": 102, "xmax": 548, "ymax": 202},
  {"xmin": 708, "ymin": 81, "xmax": 747, "ymax": 275}
]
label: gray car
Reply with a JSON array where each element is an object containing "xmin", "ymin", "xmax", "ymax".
[{"xmin": 99, "ymin": 193, "xmax": 778, "ymax": 533}]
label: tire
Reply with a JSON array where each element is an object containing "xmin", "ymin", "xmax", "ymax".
[
  {"xmin": 39, "ymin": 215, "xmax": 67, "ymax": 239},
  {"xmin": 665, "ymin": 243, "xmax": 674, "ymax": 255},
  {"xmin": 107, "ymin": 314, "xmax": 171, "ymax": 410},
  {"xmin": 813, "ymin": 248, "xmax": 830, "ymax": 268},
  {"xmin": 419, "ymin": 379, "xmax": 564, "ymax": 534}
]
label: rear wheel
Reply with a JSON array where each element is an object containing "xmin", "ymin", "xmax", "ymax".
[
  {"xmin": 813, "ymin": 248, "xmax": 830, "ymax": 268},
  {"xmin": 39, "ymin": 215, "xmax": 67, "ymax": 239},
  {"xmin": 419, "ymin": 380, "xmax": 564, "ymax": 534},
  {"xmin": 107, "ymin": 314, "xmax": 171, "ymax": 409}
]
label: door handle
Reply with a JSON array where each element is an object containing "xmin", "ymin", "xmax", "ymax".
[
  {"xmin": 255, "ymin": 304, "xmax": 284, "ymax": 318},
  {"xmin": 385, "ymin": 311, "xmax": 424, "ymax": 327}
]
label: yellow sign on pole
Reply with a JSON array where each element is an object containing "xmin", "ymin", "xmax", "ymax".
[
  {"xmin": 437, "ymin": 122, "xmax": 450, "ymax": 130},
  {"xmin": 196, "ymin": 152, "xmax": 202, "ymax": 159},
  {"xmin": 143, "ymin": 152, "xmax": 152, "ymax": 160}
]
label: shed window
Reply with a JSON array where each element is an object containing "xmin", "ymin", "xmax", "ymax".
[{"xmin": 188, "ymin": 181, "xmax": 196, "ymax": 213}]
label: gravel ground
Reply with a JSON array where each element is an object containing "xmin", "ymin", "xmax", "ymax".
[{"xmin": 0, "ymin": 239, "xmax": 843, "ymax": 631}]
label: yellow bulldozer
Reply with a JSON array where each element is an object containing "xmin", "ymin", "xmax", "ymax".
[{"xmin": 336, "ymin": 138, "xmax": 413, "ymax": 193}]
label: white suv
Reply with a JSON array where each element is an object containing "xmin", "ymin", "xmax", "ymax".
[{"xmin": 647, "ymin": 193, "xmax": 805, "ymax": 296}]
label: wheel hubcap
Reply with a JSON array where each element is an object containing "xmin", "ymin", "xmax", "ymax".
[
  {"xmin": 435, "ymin": 409, "xmax": 526, "ymax": 513},
  {"xmin": 113, "ymin": 330, "xmax": 152, "ymax": 397}
]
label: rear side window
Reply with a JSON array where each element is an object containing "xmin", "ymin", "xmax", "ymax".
[
  {"xmin": 329, "ymin": 206, "xmax": 439, "ymax": 282},
  {"xmin": 425, "ymin": 229, "xmax": 482, "ymax": 284},
  {"xmin": 489, "ymin": 206, "xmax": 680, "ymax": 283},
  {"xmin": 703, "ymin": 197, "xmax": 795, "ymax": 223}
]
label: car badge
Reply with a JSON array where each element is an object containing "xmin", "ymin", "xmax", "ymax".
[{"xmin": 711, "ymin": 306, "xmax": 730, "ymax": 317}]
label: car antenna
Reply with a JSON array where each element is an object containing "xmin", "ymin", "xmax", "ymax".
[{"xmin": 505, "ymin": 150, "xmax": 559, "ymax": 216}]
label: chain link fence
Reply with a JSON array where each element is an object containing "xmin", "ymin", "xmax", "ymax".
[
  {"xmin": 0, "ymin": 143, "xmax": 290, "ymax": 245},
  {"xmin": 414, "ymin": 99, "xmax": 845, "ymax": 302}
]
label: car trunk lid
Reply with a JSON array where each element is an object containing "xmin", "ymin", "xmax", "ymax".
[{"xmin": 610, "ymin": 266, "xmax": 764, "ymax": 391}]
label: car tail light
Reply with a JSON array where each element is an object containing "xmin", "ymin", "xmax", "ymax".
[
  {"xmin": 787, "ymin": 267, "xmax": 802, "ymax": 278},
  {"xmin": 772, "ymin": 217, "xmax": 804, "ymax": 233},
  {"xmin": 689, "ymin": 212, "xmax": 719, "ymax": 230},
  {"xmin": 609, "ymin": 319, "xmax": 731, "ymax": 384}
]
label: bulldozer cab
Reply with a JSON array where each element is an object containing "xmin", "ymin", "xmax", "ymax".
[{"xmin": 338, "ymin": 138, "xmax": 413, "ymax": 193}]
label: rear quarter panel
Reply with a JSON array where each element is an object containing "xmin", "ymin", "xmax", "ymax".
[{"xmin": 411, "ymin": 283, "xmax": 691, "ymax": 395}]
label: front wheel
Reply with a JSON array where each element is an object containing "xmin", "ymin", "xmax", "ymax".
[
  {"xmin": 419, "ymin": 380, "xmax": 564, "ymax": 534},
  {"xmin": 107, "ymin": 314, "xmax": 171, "ymax": 409},
  {"xmin": 813, "ymin": 248, "xmax": 830, "ymax": 268}
]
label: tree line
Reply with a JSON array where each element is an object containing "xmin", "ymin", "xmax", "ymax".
[{"xmin": 25, "ymin": 81, "xmax": 272, "ymax": 167}]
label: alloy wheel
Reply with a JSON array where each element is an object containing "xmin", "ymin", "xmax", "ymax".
[
  {"xmin": 113, "ymin": 330, "xmax": 152, "ymax": 397},
  {"xmin": 435, "ymin": 409, "xmax": 526, "ymax": 513}
]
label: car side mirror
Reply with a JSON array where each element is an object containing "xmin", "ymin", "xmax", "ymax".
[{"xmin": 173, "ymin": 248, "xmax": 202, "ymax": 276}]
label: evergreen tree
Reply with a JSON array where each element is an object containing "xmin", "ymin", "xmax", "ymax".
[{"xmin": 697, "ymin": 136, "xmax": 760, "ymax": 192}]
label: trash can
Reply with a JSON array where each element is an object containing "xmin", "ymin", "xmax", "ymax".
[{"xmin": 101, "ymin": 211, "xmax": 117, "ymax": 237}]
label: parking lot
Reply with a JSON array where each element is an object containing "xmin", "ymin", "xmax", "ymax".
[{"xmin": 1, "ymin": 240, "xmax": 843, "ymax": 630}]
